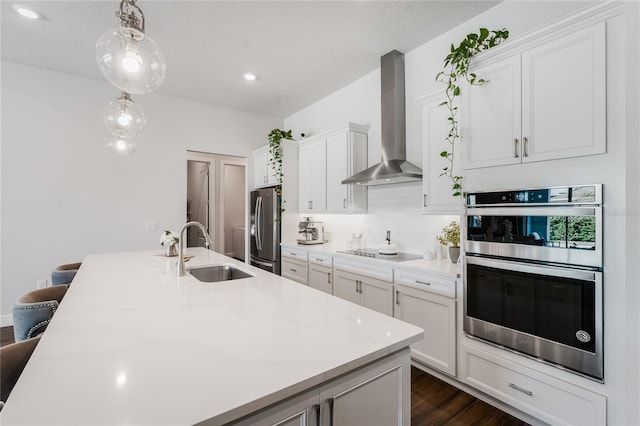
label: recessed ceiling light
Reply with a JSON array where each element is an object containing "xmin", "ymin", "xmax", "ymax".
[
  {"xmin": 242, "ymin": 72, "xmax": 257, "ymax": 81},
  {"xmin": 13, "ymin": 4, "xmax": 41, "ymax": 20}
]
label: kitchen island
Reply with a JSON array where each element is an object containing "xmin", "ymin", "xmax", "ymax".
[{"xmin": 0, "ymin": 248, "xmax": 422, "ymax": 425}]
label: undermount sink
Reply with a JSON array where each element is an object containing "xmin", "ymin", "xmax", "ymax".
[{"xmin": 187, "ymin": 265, "xmax": 253, "ymax": 282}]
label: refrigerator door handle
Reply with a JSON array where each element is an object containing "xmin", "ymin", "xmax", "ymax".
[
  {"xmin": 251, "ymin": 257, "xmax": 273, "ymax": 269},
  {"xmin": 256, "ymin": 196, "xmax": 263, "ymax": 251}
]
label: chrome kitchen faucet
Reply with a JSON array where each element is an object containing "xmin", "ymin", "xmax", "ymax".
[{"xmin": 177, "ymin": 221, "xmax": 213, "ymax": 277}]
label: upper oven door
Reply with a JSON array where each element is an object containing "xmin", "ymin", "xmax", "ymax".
[{"xmin": 465, "ymin": 205, "xmax": 602, "ymax": 268}]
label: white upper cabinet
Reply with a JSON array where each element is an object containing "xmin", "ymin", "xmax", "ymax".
[
  {"xmin": 253, "ymin": 146, "xmax": 278, "ymax": 188},
  {"xmin": 462, "ymin": 22, "xmax": 606, "ymax": 169},
  {"xmin": 418, "ymin": 90, "xmax": 463, "ymax": 214},
  {"xmin": 299, "ymin": 138, "xmax": 327, "ymax": 212},
  {"xmin": 299, "ymin": 123, "xmax": 368, "ymax": 214}
]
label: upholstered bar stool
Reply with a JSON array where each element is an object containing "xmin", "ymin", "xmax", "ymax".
[
  {"xmin": 0, "ymin": 336, "xmax": 40, "ymax": 410},
  {"xmin": 51, "ymin": 262, "xmax": 82, "ymax": 286},
  {"xmin": 12, "ymin": 285, "xmax": 68, "ymax": 342}
]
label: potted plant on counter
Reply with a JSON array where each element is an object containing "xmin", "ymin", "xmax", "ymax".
[{"xmin": 437, "ymin": 221, "xmax": 461, "ymax": 263}]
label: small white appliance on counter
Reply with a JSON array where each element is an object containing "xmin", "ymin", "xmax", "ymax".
[{"xmin": 297, "ymin": 217, "xmax": 325, "ymax": 245}]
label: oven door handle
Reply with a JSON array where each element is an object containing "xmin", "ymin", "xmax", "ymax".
[{"xmin": 465, "ymin": 256, "xmax": 599, "ymax": 281}]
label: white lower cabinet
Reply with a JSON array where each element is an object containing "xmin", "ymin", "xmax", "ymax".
[
  {"xmin": 308, "ymin": 263, "xmax": 332, "ymax": 294},
  {"xmin": 333, "ymin": 269, "xmax": 393, "ymax": 316},
  {"xmin": 281, "ymin": 246, "xmax": 309, "ymax": 285},
  {"xmin": 393, "ymin": 283, "xmax": 456, "ymax": 377},
  {"xmin": 462, "ymin": 345, "xmax": 606, "ymax": 425},
  {"xmin": 281, "ymin": 258, "xmax": 308, "ymax": 285},
  {"xmin": 233, "ymin": 348, "xmax": 411, "ymax": 426}
]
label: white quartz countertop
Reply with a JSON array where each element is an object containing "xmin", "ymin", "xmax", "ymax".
[{"xmin": 1, "ymin": 248, "xmax": 422, "ymax": 425}]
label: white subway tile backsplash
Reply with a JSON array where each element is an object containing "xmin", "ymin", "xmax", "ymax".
[{"xmin": 282, "ymin": 182, "xmax": 460, "ymax": 255}]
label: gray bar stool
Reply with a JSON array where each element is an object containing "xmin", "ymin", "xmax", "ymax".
[
  {"xmin": 0, "ymin": 336, "xmax": 40, "ymax": 411},
  {"xmin": 51, "ymin": 262, "xmax": 82, "ymax": 286},
  {"xmin": 12, "ymin": 285, "xmax": 68, "ymax": 342}
]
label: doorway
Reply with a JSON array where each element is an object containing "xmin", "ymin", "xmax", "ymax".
[{"xmin": 186, "ymin": 151, "xmax": 247, "ymax": 258}]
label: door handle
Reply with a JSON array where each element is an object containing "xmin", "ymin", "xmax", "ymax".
[
  {"xmin": 514, "ymin": 138, "xmax": 519, "ymax": 158},
  {"xmin": 255, "ymin": 196, "xmax": 263, "ymax": 251},
  {"xmin": 523, "ymin": 137, "xmax": 529, "ymax": 157},
  {"xmin": 343, "ymin": 198, "xmax": 346, "ymax": 209},
  {"xmin": 326, "ymin": 398, "xmax": 335, "ymax": 426},
  {"xmin": 396, "ymin": 290, "xmax": 400, "ymax": 305},
  {"xmin": 423, "ymin": 194, "xmax": 427, "ymax": 208},
  {"xmin": 327, "ymin": 272, "xmax": 331, "ymax": 284},
  {"xmin": 509, "ymin": 382, "xmax": 533, "ymax": 396},
  {"xmin": 312, "ymin": 403, "xmax": 321, "ymax": 426}
]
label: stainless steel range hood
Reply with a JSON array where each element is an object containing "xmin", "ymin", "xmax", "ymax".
[{"xmin": 342, "ymin": 50, "xmax": 422, "ymax": 186}]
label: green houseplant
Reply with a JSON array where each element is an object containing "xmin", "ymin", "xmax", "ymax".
[
  {"xmin": 267, "ymin": 128, "xmax": 292, "ymax": 219},
  {"xmin": 437, "ymin": 220, "xmax": 461, "ymax": 263},
  {"xmin": 436, "ymin": 28, "xmax": 509, "ymax": 197}
]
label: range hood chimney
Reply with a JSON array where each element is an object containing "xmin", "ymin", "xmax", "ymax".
[{"xmin": 342, "ymin": 50, "xmax": 422, "ymax": 186}]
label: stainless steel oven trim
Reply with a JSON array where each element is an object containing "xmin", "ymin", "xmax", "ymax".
[
  {"xmin": 463, "ymin": 256, "xmax": 604, "ymax": 381},
  {"xmin": 465, "ymin": 183, "xmax": 603, "ymax": 206},
  {"xmin": 465, "ymin": 205, "xmax": 602, "ymax": 268}
]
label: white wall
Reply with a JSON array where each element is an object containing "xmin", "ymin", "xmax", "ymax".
[{"xmin": 0, "ymin": 62, "xmax": 281, "ymax": 321}]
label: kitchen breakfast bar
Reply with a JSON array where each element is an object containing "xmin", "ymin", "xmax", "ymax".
[{"xmin": 0, "ymin": 248, "xmax": 422, "ymax": 425}]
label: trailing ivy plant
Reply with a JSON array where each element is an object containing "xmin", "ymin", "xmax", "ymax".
[
  {"xmin": 267, "ymin": 128, "xmax": 292, "ymax": 219},
  {"xmin": 436, "ymin": 28, "xmax": 509, "ymax": 197}
]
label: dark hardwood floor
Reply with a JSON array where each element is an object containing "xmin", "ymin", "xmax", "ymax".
[
  {"xmin": 411, "ymin": 366, "xmax": 528, "ymax": 425},
  {"xmin": 1, "ymin": 326, "xmax": 527, "ymax": 424}
]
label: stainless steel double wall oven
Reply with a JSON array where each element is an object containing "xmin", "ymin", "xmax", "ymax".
[{"xmin": 463, "ymin": 184, "xmax": 604, "ymax": 381}]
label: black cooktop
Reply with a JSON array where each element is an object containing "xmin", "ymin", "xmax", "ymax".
[{"xmin": 337, "ymin": 248, "xmax": 423, "ymax": 262}]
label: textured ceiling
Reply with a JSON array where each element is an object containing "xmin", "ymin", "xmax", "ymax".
[{"xmin": 1, "ymin": 1, "xmax": 500, "ymax": 118}]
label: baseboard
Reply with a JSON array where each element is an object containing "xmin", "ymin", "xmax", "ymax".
[{"xmin": 1, "ymin": 314, "xmax": 13, "ymax": 327}]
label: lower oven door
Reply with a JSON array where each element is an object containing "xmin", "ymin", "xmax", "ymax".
[{"xmin": 464, "ymin": 255, "xmax": 603, "ymax": 381}]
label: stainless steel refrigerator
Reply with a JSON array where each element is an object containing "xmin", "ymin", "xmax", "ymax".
[{"xmin": 250, "ymin": 188, "xmax": 281, "ymax": 274}]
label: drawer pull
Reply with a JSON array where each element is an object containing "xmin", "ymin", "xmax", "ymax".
[
  {"xmin": 415, "ymin": 280, "xmax": 431, "ymax": 286},
  {"xmin": 290, "ymin": 268, "xmax": 297, "ymax": 273},
  {"xmin": 509, "ymin": 382, "xmax": 533, "ymax": 396},
  {"xmin": 314, "ymin": 258, "xmax": 324, "ymax": 262}
]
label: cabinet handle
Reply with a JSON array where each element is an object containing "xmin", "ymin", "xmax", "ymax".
[
  {"xmin": 423, "ymin": 194, "xmax": 427, "ymax": 208},
  {"xmin": 312, "ymin": 403, "xmax": 321, "ymax": 426},
  {"xmin": 509, "ymin": 382, "xmax": 533, "ymax": 396},
  {"xmin": 314, "ymin": 258, "xmax": 324, "ymax": 262},
  {"xmin": 396, "ymin": 290, "xmax": 400, "ymax": 305},
  {"xmin": 514, "ymin": 138, "xmax": 519, "ymax": 158},
  {"xmin": 308, "ymin": 200, "xmax": 312, "ymax": 210},
  {"xmin": 415, "ymin": 280, "xmax": 431, "ymax": 286},
  {"xmin": 343, "ymin": 198, "xmax": 346, "ymax": 209},
  {"xmin": 523, "ymin": 137, "xmax": 529, "ymax": 157},
  {"xmin": 327, "ymin": 272, "xmax": 331, "ymax": 284},
  {"xmin": 290, "ymin": 268, "xmax": 297, "ymax": 273},
  {"xmin": 326, "ymin": 398, "xmax": 335, "ymax": 426}
]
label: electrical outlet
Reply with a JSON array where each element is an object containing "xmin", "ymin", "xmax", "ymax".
[
  {"xmin": 145, "ymin": 221, "xmax": 157, "ymax": 231},
  {"xmin": 37, "ymin": 279, "xmax": 48, "ymax": 289}
]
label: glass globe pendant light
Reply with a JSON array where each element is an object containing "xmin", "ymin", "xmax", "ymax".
[
  {"xmin": 106, "ymin": 134, "xmax": 137, "ymax": 157},
  {"xmin": 104, "ymin": 92, "xmax": 146, "ymax": 137},
  {"xmin": 96, "ymin": 0, "xmax": 166, "ymax": 95}
]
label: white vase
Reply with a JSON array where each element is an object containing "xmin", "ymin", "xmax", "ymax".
[
  {"xmin": 165, "ymin": 244, "xmax": 178, "ymax": 257},
  {"xmin": 448, "ymin": 246, "xmax": 460, "ymax": 264}
]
